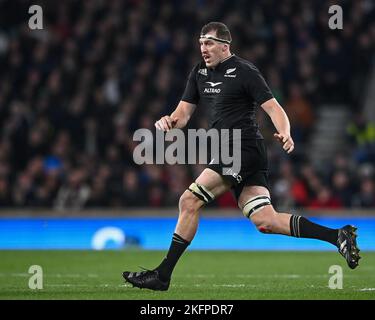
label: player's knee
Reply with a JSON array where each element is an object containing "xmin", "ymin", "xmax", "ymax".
[
  {"xmin": 252, "ymin": 215, "xmax": 273, "ymax": 233},
  {"xmin": 255, "ymin": 222, "xmax": 273, "ymax": 234},
  {"xmin": 250, "ymin": 209, "xmax": 277, "ymax": 234},
  {"xmin": 179, "ymin": 191, "xmax": 201, "ymax": 216}
]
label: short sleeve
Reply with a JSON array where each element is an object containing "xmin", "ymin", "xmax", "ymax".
[
  {"xmin": 243, "ymin": 64, "xmax": 274, "ymax": 105},
  {"xmin": 181, "ymin": 65, "xmax": 200, "ymax": 105}
]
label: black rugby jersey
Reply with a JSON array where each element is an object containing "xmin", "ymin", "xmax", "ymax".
[{"xmin": 182, "ymin": 55, "xmax": 273, "ymax": 139}]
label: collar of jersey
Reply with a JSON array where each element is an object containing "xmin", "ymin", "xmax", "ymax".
[{"xmin": 219, "ymin": 54, "xmax": 235, "ymax": 65}]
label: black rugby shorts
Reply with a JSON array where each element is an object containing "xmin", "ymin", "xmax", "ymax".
[{"xmin": 207, "ymin": 138, "xmax": 270, "ymax": 200}]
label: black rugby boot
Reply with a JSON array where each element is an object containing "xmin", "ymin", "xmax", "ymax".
[
  {"xmin": 337, "ymin": 225, "xmax": 361, "ymax": 269},
  {"xmin": 122, "ymin": 269, "xmax": 170, "ymax": 291}
]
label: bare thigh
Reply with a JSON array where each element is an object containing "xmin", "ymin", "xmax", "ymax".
[{"xmin": 195, "ymin": 168, "xmax": 232, "ymax": 198}]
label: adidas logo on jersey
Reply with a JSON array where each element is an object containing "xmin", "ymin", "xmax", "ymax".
[{"xmin": 198, "ymin": 68, "xmax": 207, "ymax": 76}]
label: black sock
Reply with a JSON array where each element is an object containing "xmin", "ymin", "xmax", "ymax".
[
  {"xmin": 289, "ymin": 215, "xmax": 339, "ymax": 246},
  {"xmin": 156, "ymin": 233, "xmax": 190, "ymax": 281}
]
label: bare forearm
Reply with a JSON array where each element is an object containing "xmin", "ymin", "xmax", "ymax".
[
  {"xmin": 261, "ymin": 98, "xmax": 295, "ymax": 153},
  {"xmin": 170, "ymin": 109, "xmax": 188, "ymax": 129},
  {"xmin": 269, "ymin": 106, "xmax": 291, "ymax": 136},
  {"xmin": 261, "ymin": 98, "xmax": 290, "ymax": 135},
  {"xmin": 170, "ymin": 101, "xmax": 196, "ymax": 129},
  {"xmin": 155, "ymin": 101, "xmax": 196, "ymax": 131}
]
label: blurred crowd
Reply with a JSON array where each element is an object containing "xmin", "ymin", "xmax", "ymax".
[{"xmin": 0, "ymin": 0, "xmax": 374, "ymax": 210}]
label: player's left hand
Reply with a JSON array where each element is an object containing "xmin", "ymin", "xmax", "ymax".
[{"xmin": 274, "ymin": 133, "xmax": 294, "ymax": 154}]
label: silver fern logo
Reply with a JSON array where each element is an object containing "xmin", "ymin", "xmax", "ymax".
[{"xmin": 225, "ymin": 68, "xmax": 237, "ymax": 78}]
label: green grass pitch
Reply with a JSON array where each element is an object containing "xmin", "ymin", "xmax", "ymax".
[{"xmin": 1, "ymin": 250, "xmax": 374, "ymax": 300}]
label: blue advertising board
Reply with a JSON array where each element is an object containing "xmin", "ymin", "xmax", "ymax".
[{"xmin": 0, "ymin": 216, "xmax": 374, "ymax": 250}]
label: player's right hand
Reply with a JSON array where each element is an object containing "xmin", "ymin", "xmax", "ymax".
[
  {"xmin": 274, "ymin": 132, "xmax": 295, "ymax": 154},
  {"xmin": 155, "ymin": 116, "xmax": 178, "ymax": 131}
]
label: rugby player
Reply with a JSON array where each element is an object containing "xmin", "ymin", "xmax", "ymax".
[{"xmin": 123, "ymin": 22, "xmax": 360, "ymax": 291}]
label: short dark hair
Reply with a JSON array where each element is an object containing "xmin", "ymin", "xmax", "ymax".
[{"xmin": 201, "ymin": 22, "xmax": 232, "ymax": 43}]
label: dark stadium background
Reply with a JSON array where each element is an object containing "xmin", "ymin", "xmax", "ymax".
[{"xmin": 0, "ymin": 0, "xmax": 374, "ymax": 251}]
